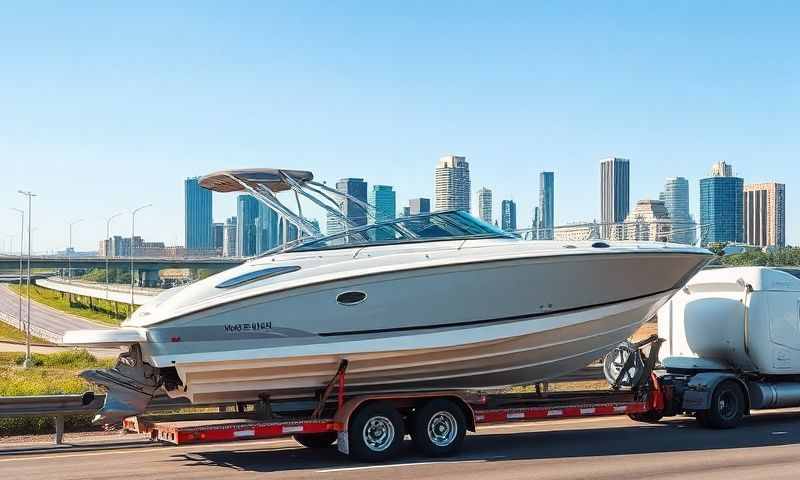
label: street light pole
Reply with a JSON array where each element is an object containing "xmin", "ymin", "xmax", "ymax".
[
  {"xmin": 10, "ymin": 209, "xmax": 24, "ymax": 331},
  {"xmin": 105, "ymin": 211, "xmax": 125, "ymax": 303},
  {"xmin": 17, "ymin": 190, "xmax": 36, "ymax": 369},
  {"xmin": 67, "ymin": 219, "xmax": 84, "ymax": 283},
  {"xmin": 130, "ymin": 204, "xmax": 152, "ymax": 315}
]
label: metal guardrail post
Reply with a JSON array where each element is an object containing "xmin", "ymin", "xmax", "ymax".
[{"xmin": 54, "ymin": 414, "xmax": 64, "ymax": 445}]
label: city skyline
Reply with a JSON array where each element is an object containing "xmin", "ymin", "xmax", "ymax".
[
  {"xmin": 6, "ymin": 153, "xmax": 791, "ymax": 254},
  {"xmin": 3, "ymin": 4, "xmax": 799, "ymax": 250}
]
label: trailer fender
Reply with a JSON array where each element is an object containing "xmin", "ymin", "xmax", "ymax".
[{"xmin": 683, "ymin": 372, "xmax": 750, "ymax": 413}]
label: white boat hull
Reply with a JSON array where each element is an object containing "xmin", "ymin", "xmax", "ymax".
[{"xmin": 170, "ymin": 291, "xmax": 671, "ymax": 403}]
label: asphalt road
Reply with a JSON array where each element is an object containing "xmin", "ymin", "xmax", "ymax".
[
  {"xmin": 0, "ymin": 284, "xmax": 110, "ymax": 335},
  {"xmin": 2, "ymin": 410, "xmax": 800, "ymax": 480}
]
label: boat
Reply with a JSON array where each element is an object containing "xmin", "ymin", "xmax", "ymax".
[{"xmin": 63, "ymin": 168, "xmax": 711, "ymax": 424}]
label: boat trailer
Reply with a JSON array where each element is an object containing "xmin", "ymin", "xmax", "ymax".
[{"xmin": 123, "ymin": 336, "xmax": 666, "ymax": 462}]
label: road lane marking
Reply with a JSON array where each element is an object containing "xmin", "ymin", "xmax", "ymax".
[
  {"xmin": 0, "ymin": 438, "xmax": 299, "ymax": 463},
  {"xmin": 316, "ymin": 459, "xmax": 494, "ymax": 473}
]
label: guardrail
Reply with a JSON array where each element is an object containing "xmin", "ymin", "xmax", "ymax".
[
  {"xmin": 0, "ymin": 366, "xmax": 604, "ymax": 445},
  {"xmin": 0, "ymin": 311, "xmax": 63, "ymax": 344},
  {"xmin": 0, "ymin": 393, "xmax": 199, "ymax": 445}
]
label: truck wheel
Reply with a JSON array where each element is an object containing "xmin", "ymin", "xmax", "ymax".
[
  {"xmin": 410, "ymin": 399, "xmax": 466, "ymax": 457},
  {"xmin": 293, "ymin": 431, "xmax": 337, "ymax": 449},
  {"xmin": 348, "ymin": 401, "xmax": 405, "ymax": 462},
  {"xmin": 700, "ymin": 381, "xmax": 746, "ymax": 429},
  {"xmin": 628, "ymin": 410, "xmax": 664, "ymax": 424}
]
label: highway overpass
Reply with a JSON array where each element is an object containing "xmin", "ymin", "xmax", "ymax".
[
  {"xmin": 0, "ymin": 255, "xmax": 245, "ymax": 287},
  {"xmin": 0, "ymin": 255, "xmax": 244, "ymax": 271}
]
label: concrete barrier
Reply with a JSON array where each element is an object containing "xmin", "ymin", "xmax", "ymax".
[{"xmin": 36, "ymin": 278, "xmax": 157, "ymax": 306}]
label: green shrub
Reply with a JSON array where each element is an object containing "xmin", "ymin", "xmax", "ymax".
[{"xmin": 0, "ymin": 415, "xmax": 95, "ymax": 436}]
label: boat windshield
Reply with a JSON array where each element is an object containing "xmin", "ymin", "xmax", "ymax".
[{"xmin": 285, "ymin": 210, "xmax": 515, "ymax": 252}]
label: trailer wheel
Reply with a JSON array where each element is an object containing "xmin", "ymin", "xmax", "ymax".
[
  {"xmin": 698, "ymin": 380, "xmax": 745, "ymax": 429},
  {"xmin": 293, "ymin": 431, "xmax": 337, "ymax": 449},
  {"xmin": 348, "ymin": 401, "xmax": 405, "ymax": 462},
  {"xmin": 628, "ymin": 410, "xmax": 664, "ymax": 424},
  {"xmin": 410, "ymin": 399, "xmax": 466, "ymax": 457}
]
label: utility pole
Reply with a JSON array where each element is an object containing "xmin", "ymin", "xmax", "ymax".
[
  {"xmin": 105, "ymin": 211, "xmax": 125, "ymax": 309},
  {"xmin": 17, "ymin": 190, "xmax": 36, "ymax": 369},
  {"xmin": 10, "ymin": 209, "xmax": 24, "ymax": 330},
  {"xmin": 130, "ymin": 204, "xmax": 152, "ymax": 315},
  {"xmin": 67, "ymin": 219, "xmax": 83, "ymax": 283}
]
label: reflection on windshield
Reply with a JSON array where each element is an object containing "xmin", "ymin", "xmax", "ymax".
[{"xmin": 288, "ymin": 211, "xmax": 513, "ymax": 252}]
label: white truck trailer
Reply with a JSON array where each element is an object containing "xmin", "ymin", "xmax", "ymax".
[{"xmin": 645, "ymin": 266, "xmax": 800, "ymax": 428}]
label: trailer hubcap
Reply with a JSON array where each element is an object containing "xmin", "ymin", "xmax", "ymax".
[
  {"xmin": 363, "ymin": 416, "xmax": 395, "ymax": 452},
  {"xmin": 427, "ymin": 411, "xmax": 458, "ymax": 447}
]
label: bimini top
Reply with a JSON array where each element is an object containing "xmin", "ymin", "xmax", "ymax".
[{"xmin": 199, "ymin": 169, "xmax": 314, "ymax": 193}]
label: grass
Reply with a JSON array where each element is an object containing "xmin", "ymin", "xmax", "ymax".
[
  {"xmin": 0, "ymin": 321, "xmax": 51, "ymax": 345},
  {"xmin": 7, "ymin": 284, "xmax": 131, "ymax": 327},
  {"xmin": 0, "ymin": 350, "xmax": 114, "ymax": 396},
  {"xmin": 0, "ymin": 349, "xmax": 115, "ymax": 435}
]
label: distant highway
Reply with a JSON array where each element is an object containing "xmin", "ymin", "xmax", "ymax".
[
  {"xmin": 36, "ymin": 278, "xmax": 157, "ymax": 306},
  {"xmin": 0, "ymin": 255, "xmax": 243, "ymax": 271},
  {"xmin": 0, "ymin": 285, "xmax": 111, "ymax": 336},
  {"xmin": 2, "ymin": 409, "xmax": 799, "ymax": 479}
]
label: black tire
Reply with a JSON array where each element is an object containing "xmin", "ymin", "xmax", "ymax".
[
  {"xmin": 628, "ymin": 410, "xmax": 664, "ymax": 424},
  {"xmin": 700, "ymin": 381, "xmax": 746, "ymax": 429},
  {"xmin": 293, "ymin": 431, "xmax": 337, "ymax": 449},
  {"xmin": 348, "ymin": 401, "xmax": 405, "ymax": 462},
  {"xmin": 410, "ymin": 399, "xmax": 467, "ymax": 457}
]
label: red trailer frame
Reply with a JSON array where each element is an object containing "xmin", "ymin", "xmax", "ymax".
[{"xmin": 124, "ymin": 336, "xmax": 665, "ymax": 461}]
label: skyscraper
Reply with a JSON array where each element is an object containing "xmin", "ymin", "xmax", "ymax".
[
  {"xmin": 700, "ymin": 163, "xmax": 744, "ymax": 245},
  {"xmin": 369, "ymin": 185, "xmax": 396, "ymax": 224},
  {"xmin": 408, "ymin": 198, "xmax": 430, "ymax": 215},
  {"xmin": 212, "ymin": 222, "xmax": 224, "ymax": 254},
  {"xmin": 184, "ymin": 177, "xmax": 213, "ymax": 250},
  {"xmin": 539, "ymin": 172, "xmax": 554, "ymax": 240},
  {"xmin": 501, "ymin": 200, "xmax": 516, "ymax": 232},
  {"xmin": 600, "ymin": 158, "xmax": 630, "ymax": 239},
  {"xmin": 369, "ymin": 185, "xmax": 396, "ymax": 241},
  {"xmin": 659, "ymin": 177, "xmax": 694, "ymax": 244},
  {"xmin": 327, "ymin": 177, "xmax": 368, "ymax": 235},
  {"xmin": 236, "ymin": 195, "xmax": 260, "ymax": 257},
  {"xmin": 256, "ymin": 203, "xmax": 280, "ymax": 253},
  {"xmin": 222, "ymin": 216, "xmax": 237, "ymax": 257},
  {"xmin": 531, "ymin": 206, "xmax": 541, "ymax": 239},
  {"xmin": 476, "ymin": 187, "xmax": 492, "ymax": 223},
  {"xmin": 711, "ymin": 161, "xmax": 734, "ymax": 177},
  {"xmin": 435, "ymin": 155, "xmax": 470, "ymax": 212},
  {"xmin": 744, "ymin": 182, "xmax": 786, "ymax": 247}
]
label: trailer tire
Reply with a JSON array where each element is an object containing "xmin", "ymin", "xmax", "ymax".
[
  {"xmin": 293, "ymin": 432, "xmax": 337, "ymax": 449},
  {"xmin": 410, "ymin": 399, "xmax": 466, "ymax": 457},
  {"xmin": 628, "ymin": 410, "xmax": 664, "ymax": 424},
  {"xmin": 348, "ymin": 401, "xmax": 405, "ymax": 462},
  {"xmin": 698, "ymin": 380, "xmax": 745, "ymax": 429}
]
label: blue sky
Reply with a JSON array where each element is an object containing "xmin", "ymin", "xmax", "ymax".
[{"xmin": 2, "ymin": 1, "xmax": 798, "ymax": 252}]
